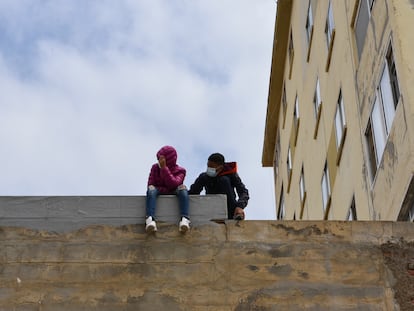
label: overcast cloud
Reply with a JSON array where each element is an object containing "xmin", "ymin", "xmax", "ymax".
[{"xmin": 0, "ymin": 0, "xmax": 276, "ymax": 219}]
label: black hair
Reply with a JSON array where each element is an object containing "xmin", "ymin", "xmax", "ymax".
[{"xmin": 208, "ymin": 153, "xmax": 225, "ymax": 165}]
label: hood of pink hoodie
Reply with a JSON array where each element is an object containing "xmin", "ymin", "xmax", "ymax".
[{"xmin": 156, "ymin": 145, "xmax": 177, "ymax": 169}]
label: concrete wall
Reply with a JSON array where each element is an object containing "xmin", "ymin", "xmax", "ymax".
[
  {"xmin": 0, "ymin": 195, "xmax": 227, "ymax": 232},
  {"xmin": 1, "ymin": 220, "xmax": 413, "ymax": 310},
  {"xmin": 1, "ymin": 196, "xmax": 414, "ymax": 310}
]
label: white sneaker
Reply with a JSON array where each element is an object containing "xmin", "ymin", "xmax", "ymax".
[
  {"xmin": 179, "ymin": 217, "xmax": 191, "ymax": 232},
  {"xmin": 145, "ymin": 216, "xmax": 157, "ymax": 232}
]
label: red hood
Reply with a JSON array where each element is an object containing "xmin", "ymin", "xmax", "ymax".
[{"xmin": 218, "ymin": 162, "xmax": 237, "ymax": 176}]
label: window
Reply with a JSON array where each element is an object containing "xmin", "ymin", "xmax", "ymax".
[
  {"xmin": 368, "ymin": 0, "xmax": 376, "ymax": 11},
  {"xmin": 278, "ymin": 185, "xmax": 285, "ymax": 220},
  {"xmin": 398, "ymin": 176, "xmax": 414, "ymax": 221},
  {"xmin": 287, "ymin": 146, "xmax": 292, "ymax": 182},
  {"xmin": 385, "ymin": 45, "xmax": 400, "ymax": 110},
  {"xmin": 293, "ymin": 95, "xmax": 300, "ymax": 144},
  {"xmin": 313, "ymin": 79, "xmax": 321, "ymax": 118},
  {"xmin": 371, "ymin": 96, "xmax": 387, "ymax": 164},
  {"xmin": 282, "ymin": 83, "xmax": 287, "ymax": 128},
  {"xmin": 306, "ymin": 1, "xmax": 313, "ymax": 42},
  {"xmin": 354, "ymin": 0, "xmax": 369, "ymax": 60},
  {"xmin": 353, "ymin": 0, "xmax": 376, "ymax": 60},
  {"xmin": 275, "ymin": 133, "xmax": 281, "ymax": 175},
  {"xmin": 408, "ymin": 204, "xmax": 414, "ymax": 222},
  {"xmin": 321, "ymin": 161, "xmax": 331, "ymax": 213},
  {"xmin": 306, "ymin": 0, "xmax": 314, "ymax": 59},
  {"xmin": 288, "ymin": 30, "xmax": 294, "ymax": 78},
  {"xmin": 379, "ymin": 67, "xmax": 395, "ymax": 134},
  {"xmin": 313, "ymin": 78, "xmax": 322, "ymax": 138},
  {"xmin": 365, "ymin": 44, "xmax": 400, "ymax": 180},
  {"xmin": 347, "ymin": 196, "xmax": 357, "ymax": 220},
  {"xmin": 299, "ymin": 166, "xmax": 306, "ymax": 205},
  {"xmin": 325, "ymin": 0, "xmax": 335, "ymax": 70},
  {"xmin": 294, "ymin": 95, "xmax": 299, "ymax": 121},
  {"xmin": 325, "ymin": 0, "xmax": 335, "ymax": 50},
  {"xmin": 365, "ymin": 122, "xmax": 378, "ymax": 177},
  {"xmin": 366, "ymin": 96, "xmax": 388, "ymax": 177},
  {"xmin": 334, "ymin": 90, "xmax": 346, "ymax": 152}
]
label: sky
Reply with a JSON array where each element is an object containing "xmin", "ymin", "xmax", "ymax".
[{"xmin": 0, "ymin": 0, "xmax": 277, "ymax": 220}]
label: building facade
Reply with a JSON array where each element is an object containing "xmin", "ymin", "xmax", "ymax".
[{"xmin": 262, "ymin": 0, "xmax": 414, "ymax": 221}]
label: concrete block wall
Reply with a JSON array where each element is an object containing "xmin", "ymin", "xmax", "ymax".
[{"xmin": 0, "ymin": 195, "xmax": 227, "ymax": 232}]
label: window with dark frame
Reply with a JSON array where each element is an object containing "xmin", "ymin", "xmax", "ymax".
[
  {"xmin": 275, "ymin": 133, "xmax": 281, "ymax": 175},
  {"xmin": 313, "ymin": 78, "xmax": 322, "ymax": 139},
  {"xmin": 288, "ymin": 30, "xmax": 294, "ymax": 78},
  {"xmin": 293, "ymin": 95, "xmax": 300, "ymax": 144},
  {"xmin": 365, "ymin": 122, "xmax": 378, "ymax": 178},
  {"xmin": 287, "ymin": 146, "xmax": 292, "ymax": 183},
  {"xmin": 334, "ymin": 90, "xmax": 346, "ymax": 150},
  {"xmin": 365, "ymin": 43, "xmax": 401, "ymax": 182},
  {"xmin": 370, "ymin": 96, "xmax": 387, "ymax": 168},
  {"xmin": 408, "ymin": 204, "xmax": 414, "ymax": 222},
  {"xmin": 278, "ymin": 185, "xmax": 285, "ymax": 220},
  {"xmin": 365, "ymin": 44, "xmax": 400, "ymax": 180},
  {"xmin": 299, "ymin": 166, "xmax": 306, "ymax": 205},
  {"xmin": 313, "ymin": 78, "xmax": 321, "ymax": 118},
  {"xmin": 398, "ymin": 176, "xmax": 414, "ymax": 222},
  {"xmin": 306, "ymin": 1, "xmax": 314, "ymax": 44},
  {"xmin": 354, "ymin": 0, "xmax": 377, "ymax": 60},
  {"xmin": 347, "ymin": 196, "xmax": 357, "ymax": 220},
  {"xmin": 386, "ymin": 45, "xmax": 400, "ymax": 109},
  {"xmin": 282, "ymin": 83, "xmax": 287, "ymax": 128},
  {"xmin": 325, "ymin": 0, "xmax": 335, "ymax": 50},
  {"xmin": 354, "ymin": 0, "xmax": 369, "ymax": 60},
  {"xmin": 321, "ymin": 161, "xmax": 331, "ymax": 213}
]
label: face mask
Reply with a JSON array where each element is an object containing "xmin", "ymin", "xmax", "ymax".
[{"xmin": 206, "ymin": 167, "xmax": 217, "ymax": 177}]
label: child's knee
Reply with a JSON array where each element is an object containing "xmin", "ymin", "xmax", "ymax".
[{"xmin": 177, "ymin": 184, "xmax": 187, "ymax": 191}]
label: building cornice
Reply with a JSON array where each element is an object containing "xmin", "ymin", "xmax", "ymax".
[{"xmin": 262, "ymin": 0, "xmax": 292, "ymax": 167}]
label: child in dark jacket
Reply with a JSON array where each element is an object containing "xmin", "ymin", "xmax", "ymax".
[
  {"xmin": 188, "ymin": 153, "xmax": 249, "ymax": 220},
  {"xmin": 145, "ymin": 145, "xmax": 190, "ymax": 232}
]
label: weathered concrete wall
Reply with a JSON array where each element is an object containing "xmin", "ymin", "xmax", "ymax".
[
  {"xmin": 1, "ymin": 220, "xmax": 414, "ymax": 310},
  {"xmin": 0, "ymin": 195, "xmax": 227, "ymax": 232}
]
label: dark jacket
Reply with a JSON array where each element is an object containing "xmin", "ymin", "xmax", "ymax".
[{"xmin": 188, "ymin": 162, "xmax": 249, "ymax": 209}]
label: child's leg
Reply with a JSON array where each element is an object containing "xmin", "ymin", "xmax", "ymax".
[
  {"xmin": 146, "ymin": 187, "xmax": 159, "ymax": 217},
  {"xmin": 176, "ymin": 185, "xmax": 189, "ymax": 218}
]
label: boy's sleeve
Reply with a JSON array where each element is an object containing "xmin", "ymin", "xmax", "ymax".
[
  {"xmin": 233, "ymin": 173, "xmax": 249, "ymax": 209},
  {"xmin": 188, "ymin": 174, "xmax": 205, "ymax": 194}
]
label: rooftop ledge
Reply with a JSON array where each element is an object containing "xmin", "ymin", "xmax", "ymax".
[{"xmin": 0, "ymin": 195, "xmax": 228, "ymax": 232}]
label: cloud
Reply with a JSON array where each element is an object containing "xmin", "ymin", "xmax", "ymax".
[{"xmin": 0, "ymin": 0, "xmax": 276, "ymax": 219}]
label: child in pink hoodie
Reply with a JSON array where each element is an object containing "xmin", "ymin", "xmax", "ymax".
[{"xmin": 145, "ymin": 145, "xmax": 190, "ymax": 233}]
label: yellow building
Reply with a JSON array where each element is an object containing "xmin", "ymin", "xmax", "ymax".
[{"xmin": 262, "ymin": 0, "xmax": 414, "ymax": 221}]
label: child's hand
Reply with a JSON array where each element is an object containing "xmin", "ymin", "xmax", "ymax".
[{"xmin": 158, "ymin": 155, "xmax": 166, "ymax": 168}]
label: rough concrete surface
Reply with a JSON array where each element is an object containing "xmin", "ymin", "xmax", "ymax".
[
  {"xmin": 0, "ymin": 221, "xmax": 414, "ymax": 310},
  {"xmin": 381, "ymin": 240, "xmax": 414, "ymax": 311}
]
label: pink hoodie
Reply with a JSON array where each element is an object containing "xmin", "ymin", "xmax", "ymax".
[{"xmin": 147, "ymin": 146, "xmax": 186, "ymax": 194}]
